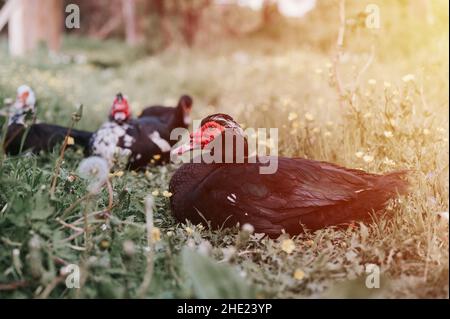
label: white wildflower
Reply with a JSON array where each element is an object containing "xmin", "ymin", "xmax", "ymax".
[
  {"xmin": 355, "ymin": 151, "xmax": 364, "ymax": 159},
  {"xmin": 288, "ymin": 112, "xmax": 298, "ymax": 121},
  {"xmin": 363, "ymin": 155, "xmax": 374, "ymax": 163},
  {"xmin": 402, "ymin": 74, "xmax": 415, "ymax": 83},
  {"xmin": 383, "ymin": 131, "xmax": 393, "ymax": 138},
  {"xmin": 436, "ymin": 212, "xmax": 449, "ymax": 222},
  {"xmin": 305, "ymin": 113, "xmax": 315, "ymax": 122}
]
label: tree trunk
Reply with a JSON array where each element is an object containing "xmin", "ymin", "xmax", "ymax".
[
  {"xmin": 8, "ymin": 0, "xmax": 27, "ymax": 56},
  {"xmin": 45, "ymin": 0, "xmax": 63, "ymax": 51},
  {"xmin": 0, "ymin": 0, "xmax": 17, "ymax": 32},
  {"xmin": 121, "ymin": 0, "xmax": 143, "ymax": 46},
  {"xmin": 180, "ymin": 0, "xmax": 210, "ymax": 47},
  {"xmin": 8, "ymin": 0, "xmax": 62, "ymax": 56},
  {"xmin": 152, "ymin": 0, "xmax": 172, "ymax": 48}
]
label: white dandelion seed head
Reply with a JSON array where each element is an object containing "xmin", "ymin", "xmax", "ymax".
[
  {"xmin": 242, "ymin": 223, "xmax": 255, "ymax": 234},
  {"xmin": 186, "ymin": 238, "xmax": 196, "ymax": 249},
  {"xmin": 402, "ymin": 74, "xmax": 415, "ymax": 83},
  {"xmin": 123, "ymin": 240, "xmax": 136, "ymax": 257},
  {"xmin": 222, "ymin": 246, "xmax": 236, "ymax": 261},
  {"xmin": 197, "ymin": 240, "xmax": 212, "ymax": 256},
  {"xmin": 77, "ymin": 156, "xmax": 109, "ymax": 194}
]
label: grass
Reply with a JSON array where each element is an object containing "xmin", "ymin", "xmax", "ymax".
[{"xmin": 0, "ymin": 1, "xmax": 448, "ymax": 298}]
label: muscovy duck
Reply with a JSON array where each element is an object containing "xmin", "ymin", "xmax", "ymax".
[
  {"xmin": 138, "ymin": 95, "xmax": 193, "ymax": 130},
  {"xmin": 3, "ymin": 85, "xmax": 92, "ymax": 155},
  {"xmin": 89, "ymin": 93, "xmax": 175, "ymax": 170},
  {"xmin": 169, "ymin": 113, "xmax": 409, "ymax": 237}
]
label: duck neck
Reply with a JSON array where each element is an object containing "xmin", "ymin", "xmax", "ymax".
[
  {"xmin": 169, "ymin": 102, "xmax": 185, "ymax": 130},
  {"xmin": 8, "ymin": 103, "xmax": 35, "ymax": 126},
  {"xmin": 170, "ymin": 162, "xmax": 220, "ymax": 222}
]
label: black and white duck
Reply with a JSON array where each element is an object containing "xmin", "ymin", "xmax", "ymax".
[
  {"xmin": 89, "ymin": 93, "xmax": 176, "ymax": 170},
  {"xmin": 3, "ymin": 85, "xmax": 92, "ymax": 155}
]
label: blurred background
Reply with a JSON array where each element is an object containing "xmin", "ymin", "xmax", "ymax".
[
  {"xmin": 0, "ymin": 1, "xmax": 447, "ymax": 124},
  {"xmin": 0, "ymin": 0, "xmax": 446, "ymax": 53}
]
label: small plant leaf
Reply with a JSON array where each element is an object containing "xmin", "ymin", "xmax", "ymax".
[{"xmin": 181, "ymin": 247, "xmax": 256, "ymax": 299}]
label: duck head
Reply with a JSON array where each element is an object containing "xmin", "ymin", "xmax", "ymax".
[
  {"xmin": 9, "ymin": 85, "xmax": 36, "ymax": 125},
  {"xmin": 178, "ymin": 95, "xmax": 193, "ymax": 126},
  {"xmin": 17, "ymin": 85, "xmax": 36, "ymax": 107},
  {"xmin": 172, "ymin": 113, "xmax": 248, "ymax": 162},
  {"xmin": 109, "ymin": 93, "xmax": 131, "ymax": 124}
]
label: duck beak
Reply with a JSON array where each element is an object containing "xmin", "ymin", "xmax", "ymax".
[
  {"xmin": 171, "ymin": 143, "xmax": 194, "ymax": 156},
  {"xmin": 171, "ymin": 128, "xmax": 203, "ymax": 156},
  {"xmin": 114, "ymin": 112, "xmax": 126, "ymax": 122}
]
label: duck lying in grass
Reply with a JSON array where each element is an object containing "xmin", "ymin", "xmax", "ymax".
[
  {"xmin": 89, "ymin": 93, "xmax": 184, "ymax": 170},
  {"xmin": 2, "ymin": 85, "xmax": 92, "ymax": 155},
  {"xmin": 169, "ymin": 113, "xmax": 409, "ymax": 237},
  {"xmin": 139, "ymin": 94, "xmax": 193, "ymax": 130}
]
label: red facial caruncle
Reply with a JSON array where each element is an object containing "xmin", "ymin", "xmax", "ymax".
[
  {"xmin": 173, "ymin": 121, "xmax": 225, "ymax": 155},
  {"xmin": 18, "ymin": 91, "xmax": 29, "ymax": 104},
  {"xmin": 110, "ymin": 94, "xmax": 131, "ymax": 123}
]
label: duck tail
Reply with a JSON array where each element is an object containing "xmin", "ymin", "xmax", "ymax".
[
  {"xmin": 333, "ymin": 170, "xmax": 410, "ymax": 227},
  {"xmin": 69, "ymin": 128, "xmax": 93, "ymax": 149},
  {"xmin": 375, "ymin": 170, "xmax": 410, "ymax": 197},
  {"xmin": 48, "ymin": 124, "xmax": 93, "ymax": 150}
]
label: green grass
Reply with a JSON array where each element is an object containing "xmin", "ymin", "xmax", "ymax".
[{"xmin": 0, "ymin": 1, "xmax": 448, "ymax": 298}]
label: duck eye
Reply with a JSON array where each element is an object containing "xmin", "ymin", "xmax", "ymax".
[
  {"xmin": 206, "ymin": 127, "xmax": 221, "ymax": 137},
  {"xmin": 203, "ymin": 121, "xmax": 223, "ymax": 130}
]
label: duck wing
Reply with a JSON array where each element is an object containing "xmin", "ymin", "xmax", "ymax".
[
  {"xmin": 139, "ymin": 106, "xmax": 174, "ymax": 123},
  {"xmin": 187, "ymin": 157, "xmax": 398, "ymax": 235}
]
